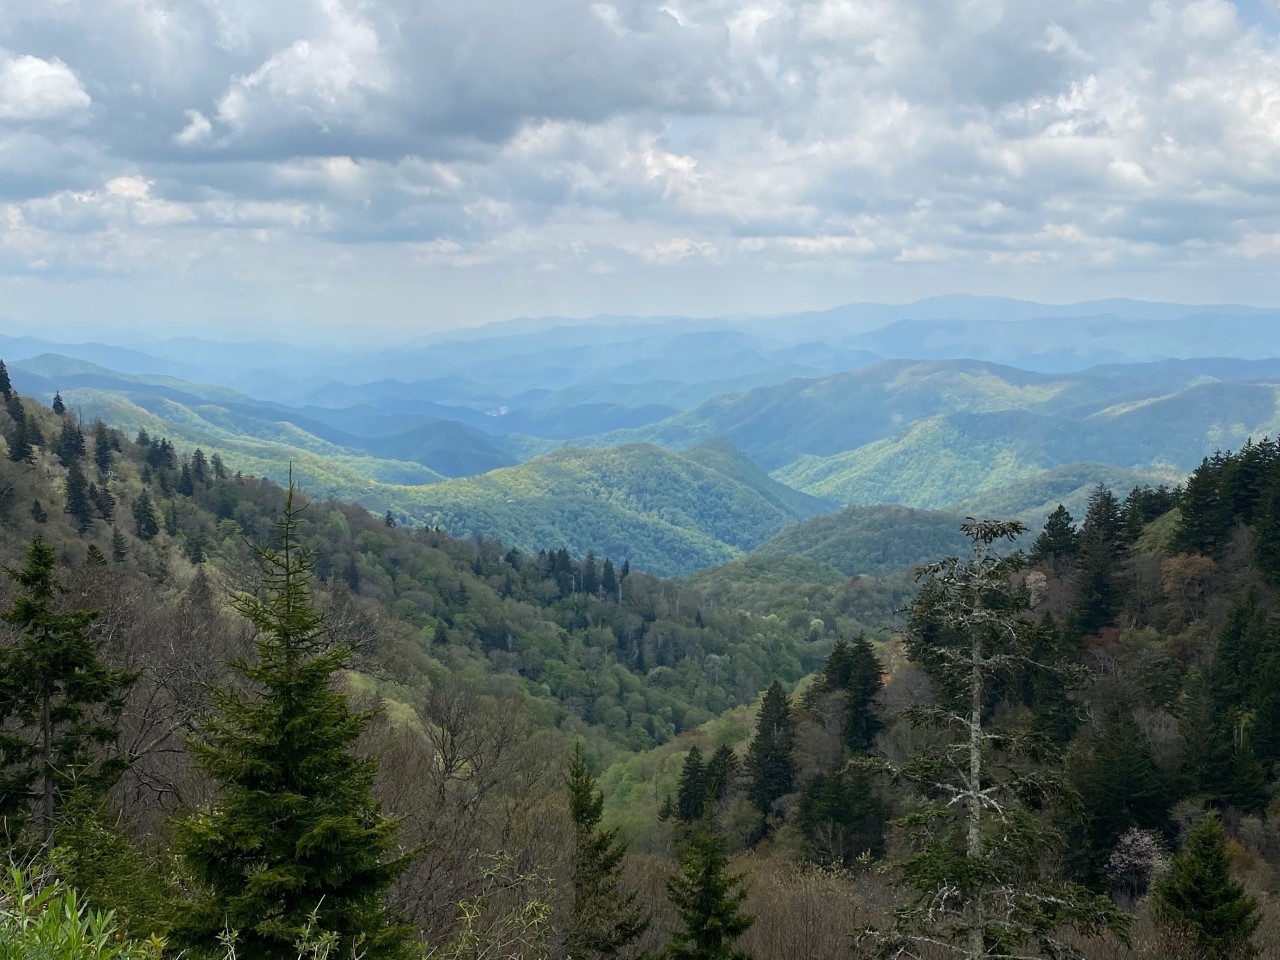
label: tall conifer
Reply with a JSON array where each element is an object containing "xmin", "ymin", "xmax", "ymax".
[{"xmin": 172, "ymin": 485, "xmax": 414, "ymax": 959}]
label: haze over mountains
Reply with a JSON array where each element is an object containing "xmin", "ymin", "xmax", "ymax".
[{"xmin": 5, "ymin": 295, "xmax": 1279, "ymax": 575}]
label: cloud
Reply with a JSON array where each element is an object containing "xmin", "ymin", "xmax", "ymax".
[
  {"xmin": 0, "ymin": 51, "xmax": 91, "ymax": 120},
  {"xmin": 0, "ymin": 0, "xmax": 1279, "ymax": 331}
]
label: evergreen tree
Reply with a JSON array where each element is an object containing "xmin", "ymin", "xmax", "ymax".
[
  {"xmin": 89, "ymin": 482, "xmax": 115, "ymax": 522},
  {"xmin": 664, "ymin": 827, "xmax": 754, "ymax": 960},
  {"xmin": 746, "ymin": 682, "xmax": 794, "ymax": 814},
  {"xmin": 85, "ymin": 544, "xmax": 107, "ymax": 566},
  {"xmin": 210, "ymin": 452, "xmax": 228, "ymax": 480},
  {"xmin": 565, "ymin": 744, "xmax": 647, "ymax": 960},
  {"xmin": 30, "ymin": 499, "xmax": 47, "ymax": 524},
  {"xmin": 602, "ymin": 559, "xmax": 618, "ymax": 599},
  {"xmin": 677, "ymin": 746, "xmax": 707, "ymax": 822},
  {"xmin": 1153, "ymin": 814, "xmax": 1260, "ymax": 960},
  {"xmin": 843, "ymin": 635, "xmax": 883, "ymax": 753},
  {"xmin": 0, "ymin": 538, "xmax": 134, "ymax": 848},
  {"xmin": 64, "ymin": 462, "xmax": 93, "ymax": 533},
  {"xmin": 796, "ymin": 768, "xmax": 885, "ymax": 868},
  {"xmin": 1031, "ymin": 504, "xmax": 1079, "ymax": 573},
  {"xmin": 54, "ymin": 420, "xmax": 86, "ymax": 468},
  {"xmin": 0, "ymin": 359, "xmax": 11, "ymax": 402},
  {"xmin": 132, "ymin": 493, "xmax": 159, "ymax": 541},
  {"xmin": 51, "ymin": 391, "xmax": 65, "ymax": 415},
  {"xmin": 1178, "ymin": 456, "xmax": 1231, "ymax": 556},
  {"xmin": 704, "ymin": 745, "xmax": 737, "ymax": 803},
  {"xmin": 190, "ymin": 447, "xmax": 209, "ymax": 485},
  {"xmin": 384, "ymin": 509, "xmax": 396, "ymax": 528},
  {"xmin": 93, "ymin": 422, "xmax": 113, "ymax": 474},
  {"xmin": 134, "ymin": 427, "xmax": 150, "ymax": 447},
  {"xmin": 858, "ymin": 520, "xmax": 1128, "ymax": 960},
  {"xmin": 582, "ymin": 552, "xmax": 599, "ymax": 596},
  {"xmin": 172, "ymin": 485, "xmax": 414, "ymax": 959},
  {"xmin": 177, "ymin": 462, "xmax": 195, "ymax": 497},
  {"xmin": 163, "ymin": 501, "xmax": 179, "ymax": 536},
  {"xmin": 6, "ymin": 396, "xmax": 33, "ymax": 463},
  {"xmin": 110, "ymin": 527, "xmax": 128, "ymax": 563},
  {"xmin": 1073, "ymin": 485, "xmax": 1128, "ymax": 635}
]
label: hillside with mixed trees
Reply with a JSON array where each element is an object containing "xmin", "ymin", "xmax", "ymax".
[{"xmin": 1, "ymin": 362, "xmax": 1278, "ymax": 960}]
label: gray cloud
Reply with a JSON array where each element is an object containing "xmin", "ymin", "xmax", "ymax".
[{"xmin": 1, "ymin": 0, "xmax": 1279, "ymax": 334}]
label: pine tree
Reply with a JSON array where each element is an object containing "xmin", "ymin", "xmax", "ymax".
[
  {"xmin": 0, "ymin": 537, "xmax": 134, "ymax": 848},
  {"xmin": 677, "ymin": 746, "xmax": 707, "ymax": 822},
  {"xmin": 132, "ymin": 492, "xmax": 159, "ymax": 541},
  {"xmin": 190, "ymin": 448, "xmax": 209, "ymax": 484},
  {"xmin": 384, "ymin": 509, "xmax": 396, "ymax": 528},
  {"xmin": 30, "ymin": 499, "xmax": 47, "ymax": 524},
  {"xmin": 1153, "ymin": 814, "xmax": 1260, "ymax": 960},
  {"xmin": 746, "ymin": 682, "xmax": 794, "ymax": 814},
  {"xmin": 796, "ymin": 768, "xmax": 885, "ymax": 868},
  {"xmin": 664, "ymin": 827, "xmax": 754, "ymax": 960},
  {"xmin": 172, "ymin": 485, "xmax": 414, "ymax": 960},
  {"xmin": 85, "ymin": 544, "xmax": 107, "ymax": 566},
  {"xmin": 0, "ymin": 360, "xmax": 11, "ymax": 402},
  {"xmin": 565, "ymin": 744, "xmax": 647, "ymax": 960},
  {"xmin": 582, "ymin": 552, "xmax": 599, "ymax": 596},
  {"xmin": 51, "ymin": 391, "xmax": 65, "ymax": 415},
  {"xmin": 602, "ymin": 559, "xmax": 618, "ymax": 599},
  {"xmin": 177, "ymin": 462, "xmax": 195, "ymax": 497},
  {"xmin": 858, "ymin": 520, "xmax": 1128, "ymax": 960},
  {"xmin": 64, "ymin": 462, "xmax": 94, "ymax": 533}
]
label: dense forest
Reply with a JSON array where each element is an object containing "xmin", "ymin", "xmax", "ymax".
[{"xmin": 1, "ymin": 371, "xmax": 1277, "ymax": 959}]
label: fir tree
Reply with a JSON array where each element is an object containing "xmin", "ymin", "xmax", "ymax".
[
  {"xmin": 0, "ymin": 360, "xmax": 11, "ymax": 402},
  {"xmin": 177, "ymin": 462, "xmax": 195, "ymax": 497},
  {"xmin": 134, "ymin": 427, "xmax": 150, "ymax": 447},
  {"xmin": 210, "ymin": 452, "xmax": 228, "ymax": 480},
  {"xmin": 1073, "ymin": 485, "xmax": 1128, "ymax": 635},
  {"xmin": 602, "ymin": 559, "xmax": 618, "ymax": 599},
  {"xmin": 93, "ymin": 422, "xmax": 113, "ymax": 474},
  {"xmin": 704, "ymin": 745, "xmax": 737, "ymax": 803},
  {"xmin": 54, "ymin": 420, "xmax": 86, "ymax": 468},
  {"xmin": 1031, "ymin": 504, "xmax": 1079, "ymax": 573},
  {"xmin": 0, "ymin": 537, "xmax": 134, "ymax": 848},
  {"xmin": 85, "ymin": 544, "xmax": 107, "ymax": 566},
  {"xmin": 582, "ymin": 552, "xmax": 599, "ymax": 596},
  {"xmin": 565, "ymin": 744, "xmax": 648, "ymax": 960},
  {"xmin": 796, "ymin": 768, "xmax": 885, "ymax": 868},
  {"xmin": 132, "ymin": 492, "xmax": 159, "ymax": 541},
  {"xmin": 1153, "ymin": 814, "xmax": 1260, "ymax": 960},
  {"xmin": 746, "ymin": 681, "xmax": 794, "ymax": 814},
  {"xmin": 30, "ymin": 499, "xmax": 47, "ymax": 524},
  {"xmin": 190, "ymin": 448, "xmax": 209, "ymax": 485},
  {"xmin": 51, "ymin": 391, "xmax": 65, "ymax": 415},
  {"xmin": 858, "ymin": 520, "xmax": 1128, "ymax": 960},
  {"xmin": 677, "ymin": 746, "xmax": 707, "ymax": 822},
  {"xmin": 172, "ymin": 485, "xmax": 414, "ymax": 959},
  {"xmin": 384, "ymin": 509, "xmax": 396, "ymax": 528},
  {"xmin": 664, "ymin": 827, "xmax": 754, "ymax": 960},
  {"xmin": 6, "ymin": 396, "xmax": 33, "ymax": 463},
  {"xmin": 843, "ymin": 635, "xmax": 883, "ymax": 753},
  {"xmin": 110, "ymin": 527, "xmax": 128, "ymax": 563},
  {"xmin": 89, "ymin": 482, "xmax": 115, "ymax": 522},
  {"xmin": 64, "ymin": 462, "xmax": 93, "ymax": 533}
]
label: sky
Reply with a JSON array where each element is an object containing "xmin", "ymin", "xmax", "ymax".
[{"xmin": 1, "ymin": 0, "xmax": 1280, "ymax": 339}]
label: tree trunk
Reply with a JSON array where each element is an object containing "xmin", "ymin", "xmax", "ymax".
[
  {"xmin": 42, "ymin": 676, "xmax": 54, "ymax": 852},
  {"xmin": 967, "ymin": 634, "xmax": 984, "ymax": 960}
]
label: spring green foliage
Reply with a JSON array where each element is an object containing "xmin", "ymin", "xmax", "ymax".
[
  {"xmin": 172, "ymin": 486, "xmax": 414, "ymax": 960},
  {"xmin": 0, "ymin": 537, "xmax": 133, "ymax": 847},
  {"xmin": 664, "ymin": 827, "xmax": 754, "ymax": 960},
  {"xmin": 0, "ymin": 865, "xmax": 164, "ymax": 960},
  {"xmin": 1153, "ymin": 814, "xmax": 1260, "ymax": 960},
  {"xmin": 564, "ymin": 745, "xmax": 647, "ymax": 960}
]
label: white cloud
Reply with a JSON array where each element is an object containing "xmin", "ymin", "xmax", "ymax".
[
  {"xmin": 2, "ymin": 0, "xmax": 1280, "ymax": 327},
  {"xmin": 0, "ymin": 51, "xmax": 91, "ymax": 120}
]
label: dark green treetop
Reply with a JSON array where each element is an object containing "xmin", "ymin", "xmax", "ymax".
[{"xmin": 172, "ymin": 484, "xmax": 415, "ymax": 960}]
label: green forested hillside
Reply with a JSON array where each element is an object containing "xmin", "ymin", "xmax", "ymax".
[
  {"xmin": 406, "ymin": 440, "xmax": 833, "ymax": 576},
  {"xmin": 750, "ymin": 503, "xmax": 973, "ymax": 576}
]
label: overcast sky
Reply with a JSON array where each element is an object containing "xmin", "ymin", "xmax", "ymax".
[{"xmin": 2, "ymin": 0, "xmax": 1279, "ymax": 339}]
